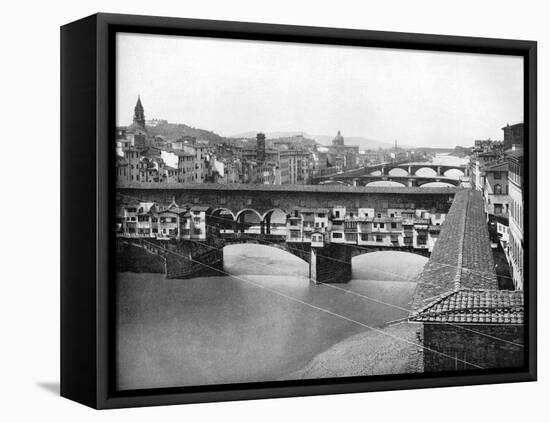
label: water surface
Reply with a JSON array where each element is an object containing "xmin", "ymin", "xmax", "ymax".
[{"xmin": 117, "ymin": 245, "xmax": 426, "ymax": 389}]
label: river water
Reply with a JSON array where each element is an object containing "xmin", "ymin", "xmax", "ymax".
[{"xmin": 116, "ymin": 245, "xmax": 427, "ymax": 390}]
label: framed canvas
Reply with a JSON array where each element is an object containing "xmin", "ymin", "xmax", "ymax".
[{"xmin": 60, "ymin": 13, "xmax": 537, "ymax": 409}]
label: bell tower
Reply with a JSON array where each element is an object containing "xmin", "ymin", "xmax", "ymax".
[{"xmin": 133, "ymin": 95, "xmax": 146, "ymax": 129}]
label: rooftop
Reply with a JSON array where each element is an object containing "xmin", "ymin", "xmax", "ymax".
[
  {"xmin": 410, "ymin": 289, "xmax": 523, "ymax": 325},
  {"xmin": 411, "ymin": 190, "xmax": 498, "ymax": 311},
  {"xmin": 117, "ymin": 182, "xmax": 462, "ymax": 195}
]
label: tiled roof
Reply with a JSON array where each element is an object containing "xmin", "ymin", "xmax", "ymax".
[
  {"xmin": 411, "ymin": 190, "xmax": 498, "ymax": 311},
  {"xmin": 410, "ymin": 289, "xmax": 523, "ymax": 325},
  {"xmin": 190, "ymin": 206, "xmax": 210, "ymax": 212}
]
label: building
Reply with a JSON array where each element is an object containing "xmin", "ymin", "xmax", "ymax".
[
  {"xmin": 174, "ymin": 150, "xmax": 196, "ymax": 183},
  {"xmin": 146, "ymin": 118, "xmax": 168, "ymax": 127},
  {"xmin": 257, "ymin": 161, "xmax": 281, "ymax": 185},
  {"xmin": 116, "ymin": 146, "xmax": 142, "ymax": 183},
  {"xmin": 482, "ymin": 160, "xmax": 509, "ymax": 219},
  {"xmin": 469, "ymin": 151, "xmax": 501, "ymax": 191},
  {"xmin": 502, "ymin": 123, "xmax": 524, "ymax": 151},
  {"xmin": 183, "ymin": 143, "xmax": 209, "ymax": 183},
  {"xmin": 157, "ymin": 207, "xmax": 187, "ymax": 239},
  {"xmin": 280, "ymin": 149, "xmax": 311, "ymax": 185},
  {"xmin": 507, "ymin": 148, "xmax": 524, "ymax": 290},
  {"xmin": 326, "ymin": 131, "xmax": 360, "ymax": 168},
  {"xmin": 256, "ymin": 133, "xmax": 266, "ymax": 162},
  {"xmin": 410, "ymin": 289, "xmax": 524, "ymax": 371}
]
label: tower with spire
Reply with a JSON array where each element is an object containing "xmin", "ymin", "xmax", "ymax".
[{"xmin": 133, "ymin": 95, "xmax": 146, "ymax": 130}]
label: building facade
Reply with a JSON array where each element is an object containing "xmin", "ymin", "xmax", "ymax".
[{"xmin": 507, "ymin": 149, "xmax": 524, "ymax": 290}]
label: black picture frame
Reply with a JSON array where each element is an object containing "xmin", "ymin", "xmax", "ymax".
[{"xmin": 60, "ymin": 12, "xmax": 537, "ymax": 409}]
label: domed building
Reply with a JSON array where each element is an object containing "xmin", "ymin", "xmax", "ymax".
[
  {"xmin": 327, "ymin": 130, "xmax": 359, "ymax": 168},
  {"xmin": 332, "ymin": 130, "xmax": 345, "ymax": 146}
]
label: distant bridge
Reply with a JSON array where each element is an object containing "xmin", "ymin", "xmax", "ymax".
[
  {"xmin": 311, "ymin": 162, "xmax": 469, "ymax": 185},
  {"xmin": 318, "ymin": 175, "xmax": 463, "ymax": 187}
]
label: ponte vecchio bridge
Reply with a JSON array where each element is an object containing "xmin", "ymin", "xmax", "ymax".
[{"xmin": 115, "ymin": 183, "xmax": 480, "ymax": 284}]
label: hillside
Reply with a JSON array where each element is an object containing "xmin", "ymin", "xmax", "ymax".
[
  {"xmin": 231, "ymin": 130, "xmax": 393, "ymax": 150},
  {"xmin": 146, "ymin": 123, "xmax": 226, "ymax": 143}
]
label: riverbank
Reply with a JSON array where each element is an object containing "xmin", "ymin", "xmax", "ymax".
[{"xmin": 284, "ymin": 321, "xmax": 423, "ymax": 380}]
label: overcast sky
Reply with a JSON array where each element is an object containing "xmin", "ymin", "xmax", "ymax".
[{"xmin": 117, "ymin": 32, "xmax": 523, "ymax": 148}]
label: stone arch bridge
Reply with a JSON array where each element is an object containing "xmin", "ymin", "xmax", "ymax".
[
  {"xmin": 311, "ymin": 162, "xmax": 469, "ymax": 186},
  {"xmin": 117, "ymin": 234, "xmax": 430, "ymax": 284}
]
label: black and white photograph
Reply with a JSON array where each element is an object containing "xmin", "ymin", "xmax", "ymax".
[
  {"xmin": 114, "ymin": 32, "xmax": 526, "ymax": 390},
  {"xmin": 3, "ymin": 0, "xmax": 547, "ymax": 419}
]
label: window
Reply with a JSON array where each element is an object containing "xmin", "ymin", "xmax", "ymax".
[
  {"xmin": 391, "ymin": 222, "xmax": 397, "ymax": 229},
  {"xmin": 332, "ymin": 232, "xmax": 343, "ymax": 239},
  {"xmin": 494, "ymin": 171, "xmax": 501, "ymax": 179},
  {"xmin": 404, "ymin": 236, "xmax": 413, "ymax": 244},
  {"xmin": 494, "ymin": 203, "xmax": 503, "ymax": 215},
  {"xmin": 376, "ymin": 235, "xmax": 383, "ymax": 242},
  {"xmin": 494, "ymin": 184, "xmax": 502, "ymax": 195},
  {"xmin": 290, "ymin": 230, "xmax": 301, "ymax": 239},
  {"xmin": 379, "ymin": 223, "xmax": 385, "ymax": 229},
  {"xmin": 417, "ymin": 235, "xmax": 427, "ymax": 245},
  {"xmin": 334, "ymin": 210, "xmax": 340, "ymax": 218}
]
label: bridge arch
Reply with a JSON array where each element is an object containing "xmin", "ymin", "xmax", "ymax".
[
  {"xmin": 207, "ymin": 207, "xmax": 236, "ymax": 232},
  {"xmin": 351, "ymin": 250, "xmax": 428, "ymax": 280},
  {"xmin": 414, "ymin": 167, "xmax": 438, "ymax": 177},
  {"xmin": 388, "ymin": 168, "xmax": 408, "ymax": 177},
  {"xmin": 419, "ymin": 181, "xmax": 455, "ymax": 188},
  {"xmin": 443, "ymin": 168, "xmax": 465, "ymax": 178},
  {"xmin": 208, "ymin": 207, "xmax": 236, "ymax": 220},
  {"xmin": 262, "ymin": 208, "xmax": 288, "ymax": 235},
  {"xmin": 223, "ymin": 243, "xmax": 310, "ymax": 276},
  {"xmin": 365, "ymin": 180, "xmax": 406, "ymax": 187},
  {"xmin": 235, "ymin": 208, "xmax": 263, "ymax": 234}
]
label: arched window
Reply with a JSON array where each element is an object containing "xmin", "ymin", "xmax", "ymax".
[{"xmin": 494, "ymin": 184, "xmax": 502, "ymax": 195}]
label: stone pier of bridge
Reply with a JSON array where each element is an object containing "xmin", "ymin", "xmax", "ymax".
[{"xmin": 118, "ymin": 236, "xmax": 355, "ymax": 283}]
